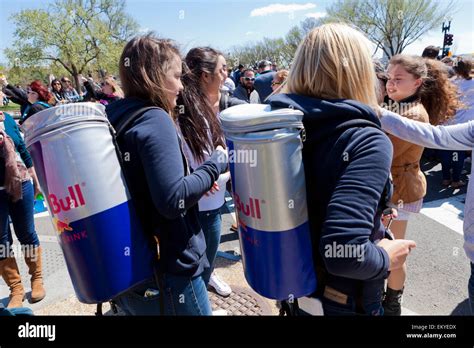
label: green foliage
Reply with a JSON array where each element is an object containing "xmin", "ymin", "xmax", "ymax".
[
  {"xmin": 228, "ymin": 17, "xmax": 320, "ymax": 69},
  {"xmin": 6, "ymin": 0, "xmax": 138, "ymax": 88},
  {"xmin": 325, "ymin": 0, "xmax": 455, "ymax": 57}
]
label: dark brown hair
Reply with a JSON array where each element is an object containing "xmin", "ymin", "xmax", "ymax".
[
  {"xmin": 454, "ymin": 57, "xmax": 473, "ymax": 80},
  {"xmin": 176, "ymin": 47, "xmax": 225, "ymax": 163},
  {"xmin": 119, "ymin": 33, "xmax": 181, "ymax": 113},
  {"xmin": 389, "ymin": 55, "xmax": 461, "ymax": 125}
]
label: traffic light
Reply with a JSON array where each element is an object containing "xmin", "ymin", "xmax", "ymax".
[{"xmin": 444, "ymin": 33, "xmax": 454, "ymax": 46}]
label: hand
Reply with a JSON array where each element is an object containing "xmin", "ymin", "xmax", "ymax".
[
  {"xmin": 204, "ymin": 182, "xmax": 220, "ymax": 196},
  {"xmin": 0, "ymin": 76, "xmax": 7, "ymax": 87},
  {"xmin": 377, "ymin": 238, "xmax": 416, "ymax": 271},
  {"xmin": 33, "ymin": 185, "xmax": 42, "ymax": 199},
  {"xmin": 381, "ymin": 208, "xmax": 397, "ymax": 226},
  {"xmin": 79, "ymin": 75, "xmax": 88, "ymax": 83},
  {"xmin": 215, "ymin": 145, "xmax": 228, "ymax": 165}
]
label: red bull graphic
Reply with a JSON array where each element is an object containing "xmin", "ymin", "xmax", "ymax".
[
  {"xmin": 48, "ymin": 184, "xmax": 85, "ymax": 214},
  {"xmin": 234, "ymin": 193, "xmax": 262, "ymax": 219},
  {"xmin": 52, "ymin": 217, "xmax": 73, "ymax": 234},
  {"xmin": 23, "ymin": 103, "xmax": 155, "ymax": 304}
]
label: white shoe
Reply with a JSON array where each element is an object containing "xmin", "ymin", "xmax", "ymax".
[
  {"xmin": 209, "ymin": 273, "xmax": 232, "ymax": 297},
  {"xmin": 212, "ymin": 309, "xmax": 228, "ymax": 316}
]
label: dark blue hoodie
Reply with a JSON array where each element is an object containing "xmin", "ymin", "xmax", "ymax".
[
  {"xmin": 268, "ymin": 94, "xmax": 393, "ymax": 305},
  {"xmin": 106, "ymin": 97, "xmax": 227, "ymax": 278}
]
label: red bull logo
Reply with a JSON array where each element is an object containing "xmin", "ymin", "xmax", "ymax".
[
  {"xmin": 234, "ymin": 193, "xmax": 263, "ymax": 219},
  {"xmin": 52, "ymin": 217, "xmax": 73, "ymax": 234},
  {"xmin": 48, "ymin": 184, "xmax": 85, "ymax": 214}
]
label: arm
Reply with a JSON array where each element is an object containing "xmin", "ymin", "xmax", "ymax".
[
  {"xmin": 3, "ymin": 84, "xmax": 28, "ymax": 106},
  {"xmin": 132, "ymin": 110, "xmax": 227, "ymax": 219},
  {"xmin": 6, "ymin": 115, "xmax": 33, "ymax": 168},
  {"xmin": 319, "ymin": 129, "xmax": 392, "ymax": 281},
  {"xmin": 83, "ymin": 81, "xmax": 105, "ymax": 101},
  {"xmin": 381, "ymin": 108, "xmax": 474, "ymax": 151}
]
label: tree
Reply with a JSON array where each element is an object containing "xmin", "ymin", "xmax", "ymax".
[
  {"xmin": 229, "ymin": 17, "xmax": 322, "ymax": 69},
  {"xmin": 5, "ymin": 0, "xmax": 138, "ymax": 89},
  {"xmin": 325, "ymin": 0, "xmax": 455, "ymax": 58}
]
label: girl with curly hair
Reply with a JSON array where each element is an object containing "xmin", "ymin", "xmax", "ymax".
[{"xmin": 382, "ymin": 54, "xmax": 462, "ymax": 315}]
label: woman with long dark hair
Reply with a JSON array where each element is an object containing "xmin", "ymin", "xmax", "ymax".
[
  {"xmin": 106, "ymin": 34, "xmax": 228, "ymax": 315},
  {"xmin": 177, "ymin": 47, "xmax": 232, "ymax": 297}
]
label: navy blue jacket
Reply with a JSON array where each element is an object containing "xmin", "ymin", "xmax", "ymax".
[
  {"xmin": 268, "ymin": 94, "xmax": 392, "ymax": 299},
  {"xmin": 254, "ymin": 70, "xmax": 276, "ymax": 103},
  {"xmin": 106, "ymin": 98, "xmax": 227, "ymax": 277},
  {"xmin": 0, "ymin": 113, "xmax": 33, "ymax": 186}
]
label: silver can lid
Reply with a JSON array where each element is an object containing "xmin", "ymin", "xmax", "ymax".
[
  {"xmin": 22, "ymin": 102, "xmax": 107, "ymax": 143},
  {"xmin": 219, "ymin": 103, "xmax": 304, "ymax": 133}
]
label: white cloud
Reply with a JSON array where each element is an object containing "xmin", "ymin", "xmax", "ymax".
[
  {"xmin": 250, "ymin": 3, "xmax": 316, "ymax": 17},
  {"xmin": 138, "ymin": 27, "xmax": 150, "ymax": 33},
  {"xmin": 305, "ymin": 12, "xmax": 327, "ymax": 19}
]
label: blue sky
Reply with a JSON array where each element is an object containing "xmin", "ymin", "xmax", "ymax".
[{"xmin": 0, "ymin": 0, "xmax": 473, "ymax": 65}]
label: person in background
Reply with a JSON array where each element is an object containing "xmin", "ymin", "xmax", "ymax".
[
  {"xmin": 233, "ymin": 68, "xmax": 260, "ymax": 104},
  {"xmin": 50, "ymin": 79, "xmax": 67, "ymax": 105},
  {"xmin": 271, "ymin": 69, "xmax": 289, "ymax": 94},
  {"xmin": 61, "ymin": 77, "xmax": 82, "ymax": 103},
  {"xmin": 382, "ymin": 55, "xmax": 460, "ymax": 315},
  {"xmin": 254, "ymin": 60, "xmax": 276, "ymax": 102},
  {"xmin": 106, "ymin": 34, "xmax": 228, "ymax": 315},
  {"xmin": 0, "ymin": 77, "xmax": 51, "ymax": 125},
  {"xmin": 0, "ymin": 110, "xmax": 45, "ymax": 308},
  {"xmin": 421, "ymin": 45, "xmax": 440, "ymax": 60},
  {"xmin": 438, "ymin": 57, "xmax": 474, "ymax": 188},
  {"xmin": 379, "ymin": 110, "xmax": 474, "ymax": 315},
  {"xmin": 82, "ymin": 76, "xmax": 124, "ymax": 105},
  {"xmin": 231, "ymin": 64, "xmax": 244, "ymax": 85}
]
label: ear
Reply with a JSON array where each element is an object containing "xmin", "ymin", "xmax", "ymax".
[
  {"xmin": 202, "ymin": 72, "xmax": 210, "ymax": 84},
  {"xmin": 414, "ymin": 78, "xmax": 423, "ymax": 89}
]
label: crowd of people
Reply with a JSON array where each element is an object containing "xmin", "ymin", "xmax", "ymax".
[{"xmin": 0, "ymin": 22, "xmax": 473, "ymax": 317}]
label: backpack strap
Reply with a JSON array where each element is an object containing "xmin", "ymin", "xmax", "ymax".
[
  {"xmin": 114, "ymin": 106, "xmax": 161, "ymax": 138},
  {"xmin": 109, "ymin": 105, "xmax": 167, "ymax": 314}
]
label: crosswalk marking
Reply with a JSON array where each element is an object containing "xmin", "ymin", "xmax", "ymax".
[{"xmin": 420, "ymin": 194, "xmax": 465, "ymax": 236}]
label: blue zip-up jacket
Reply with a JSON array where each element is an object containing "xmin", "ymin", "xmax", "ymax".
[
  {"xmin": 106, "ymin": 98, "xmax": 228, "ymax": 277},
  {"xmin": 269, "ymin": 94, "xmax": 392, "ymax": 301}
]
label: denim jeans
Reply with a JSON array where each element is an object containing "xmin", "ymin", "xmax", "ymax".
[
  {"xmin": 321, "ymin": 286, "xmax": 384, "ymax": 316},
  {"xmin": 469, "ymin": 262, "xmax": 474, "ymax": 315},
  {"xmin": 198, "ymin": 207, "xmax": 222, "ymax": 286},
  {"xmin": 439, "ymin": 150, "xmax": 466, "ymax": 182},
  {"xmin": 113, "ymin": 273, "xmax": 212, "ymax": 316},
  {"xmin": 0, "ymin": 180, "xmax": 39, "ymax": 260}
]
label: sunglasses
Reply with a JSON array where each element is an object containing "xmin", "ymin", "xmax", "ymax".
[
  {"xmin": 243, "ymin": 77, "xmax": 255, "ymax": 82},
  {"xmin": 271, "ymin": 81, "xmax": 282, "ymax": 86}
]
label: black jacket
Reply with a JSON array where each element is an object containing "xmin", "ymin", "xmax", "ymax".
[{"xmin": 106, "ymin": 97, "xmax": 227, "ymax": 277}]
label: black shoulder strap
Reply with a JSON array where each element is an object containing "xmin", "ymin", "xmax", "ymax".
[{"xmin": 114, "ymin": 106, "xmax": 162, "ymax": 138}]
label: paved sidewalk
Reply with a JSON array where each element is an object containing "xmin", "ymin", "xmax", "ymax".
[{"xmin": 0, "ymin": 208, "xmax": 279, "ymax": 315}]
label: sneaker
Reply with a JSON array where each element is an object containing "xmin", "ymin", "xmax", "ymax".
[
  {"xmin": 208, "ymin": 273, "xmax": 232, "ymax": 297},
  {"xmin": 212, "ymin": 309, "xmax": 228, "ymax": 316}
]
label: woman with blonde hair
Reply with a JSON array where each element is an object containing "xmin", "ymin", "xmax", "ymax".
[
  {"xmin": 82, "ymin": 76, "xmax": 124, "ymax": 105},
  {"xmin": 268, "ymin": 23, "xmax": 415, "ymax": 316}
]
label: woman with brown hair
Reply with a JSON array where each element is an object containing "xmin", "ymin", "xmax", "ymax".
[
  {"xmin": 383, "ymin": 55, "xmax": 461, "ymax": 315},
  {"xmin": 106, "ymin": 34, "xmax": 228, "ymax": 315}
]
